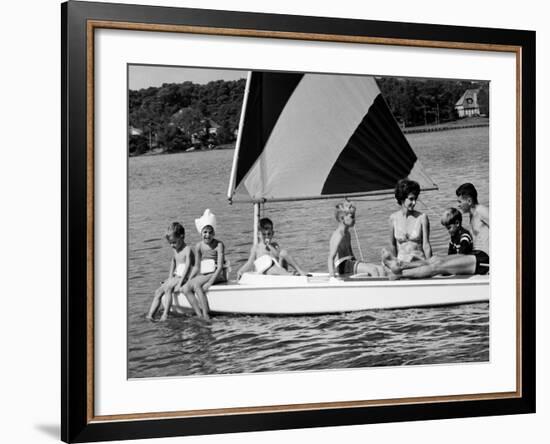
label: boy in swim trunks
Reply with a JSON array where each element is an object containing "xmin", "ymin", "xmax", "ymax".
[
  {"xmin": 456, "ymin": 183, "xmax": 489, "ymax": 275},
  {"xmin": 328, "ymin": 200, "xmax": 386, "ymax": 278},
  {"xmin": 237, "ymin": 217, "xmax": 308, "ymax": 279},
  {"xmin": 146, "ymin": 222, "xmax": 194, "ymax": 322}
]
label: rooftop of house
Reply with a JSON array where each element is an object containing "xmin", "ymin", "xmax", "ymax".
[{"xmin": 455, "ymin": 89, "xmax": 479, "ymax": 107}]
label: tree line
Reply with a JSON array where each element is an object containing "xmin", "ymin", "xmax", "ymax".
[
  {"xmin": 129, "ymin": 76, "xmax": 488, "ymax": 155},
  {"xmin": 376, "ymin": 77, "xmax": 489, "ymax": 127},
  {"xmin": 129, "ymin": 79, "xmax": 246, "ymax": 155}
]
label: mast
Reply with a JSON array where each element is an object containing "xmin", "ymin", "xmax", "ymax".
[
  {"xmin": 227, "ymin": 71, "xmax": 252, "ymax": 203},
  {"xmin": 253, "ymin": 202, "xmax": 260, "ymax": 245}
]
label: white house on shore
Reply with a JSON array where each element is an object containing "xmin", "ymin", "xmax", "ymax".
[
  {"xmin": 455, "ymin": 89, "xmax": 481, "ymax": 118},
  {"xmin": 129, "ymin": 126, "xmax": 143, "ymax": 136},
  {"xmin": 206, "ymin": 119, "xmax": 221, "ymax": 135}
]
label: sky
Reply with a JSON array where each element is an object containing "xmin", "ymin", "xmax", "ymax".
[{"xmin": 129, "ymin": 65, "xmax": 247, "ymax": 90}]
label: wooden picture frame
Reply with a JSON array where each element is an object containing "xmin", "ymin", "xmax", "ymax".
[{"xmin": 62, "ymin": 1, "xmax": 536, "ymax": 442}]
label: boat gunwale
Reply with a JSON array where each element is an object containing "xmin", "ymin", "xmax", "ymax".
[{"xmin": 187, "ymin": 274, "xmax": 490, "ymax": 293}]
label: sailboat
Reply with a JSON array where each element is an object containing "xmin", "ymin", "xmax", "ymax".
[{"xmin": 173, "ymin": 71, "xmax": 489, "ymax": 315}]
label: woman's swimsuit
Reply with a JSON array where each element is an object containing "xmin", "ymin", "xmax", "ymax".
[
  {"xmin": 393, "ymin": 215, "xmax": 423, "ymax": 243},
  {"xmin": 393, "ymin": 214, "xmax": 426, "ymax": 262}
]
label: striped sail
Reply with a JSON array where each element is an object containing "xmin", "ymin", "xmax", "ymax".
[{"xmin": 228, "ymin": 71, "xmax": 437, "ymax": 202}]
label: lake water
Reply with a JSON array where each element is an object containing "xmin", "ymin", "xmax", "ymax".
[{"xmin": 128, "ymin": 126, "xmax": 489, "ymax": 378}]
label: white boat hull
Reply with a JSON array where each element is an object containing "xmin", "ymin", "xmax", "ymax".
[{"xmin": 173, "ymin": 273, "xmax": 490, "ymax": 315}]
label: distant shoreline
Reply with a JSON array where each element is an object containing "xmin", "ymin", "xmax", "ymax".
[
  {"xmin": 402, "ymin": 116, "xmax": 489, "ymax": 134},
  {"xmin": 130, "ymin": 117, "xmax": 489, "ymax": 157},
  {"xmin": 131, "ymin": 142, "xmax": 236, "ymax": 157}
]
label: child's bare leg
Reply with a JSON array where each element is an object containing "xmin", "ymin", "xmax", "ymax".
[
  {"xmin": 279, "ymin": 249, "xmax": 307, "ymax": 275},
  {"xmin": 159, "ymin": 285, "xmax": 174, "ymax": 321},
  {"xmin": 192, "ymin": 275, "xmax": 212, "ymax": 320},
  {"xmin": 182, "ymin": 281, "xmax": 202, "ymax": 317},
  {"xmin": 146, "ymin": 287, "xmax": 164, "ymax": 320}
]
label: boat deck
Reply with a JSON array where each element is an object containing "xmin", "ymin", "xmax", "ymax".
[{"xmin": 210, "ymin": 272, "xmax": 489, "ymax": 289}]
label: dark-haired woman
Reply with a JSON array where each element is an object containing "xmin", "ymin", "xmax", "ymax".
[{"xmin": 388, "ymin": 179, "xmax": 432, "ymax": 262}]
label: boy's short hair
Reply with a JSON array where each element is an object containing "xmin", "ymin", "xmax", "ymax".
[
  {"xmin": 456, "ymin": 183, "xmax": 479, "ymax": 205},
  {"xmin": 394, "ymin": 179, "xmax": 420, "ymax": 204},
  {"xmin": 259, "ymin": 217, "xmax": 273, "ymax": 230},
  {"xmin": 335, "ymin": 200, "xmax": 356, "ymax": 221},
  {"xmin": 441, "ymin": 208, "xmax": 462, "ymax": 226},
  {"xmin": 165, "ymin": 222, "xmax": 185, "ymax": 239}
]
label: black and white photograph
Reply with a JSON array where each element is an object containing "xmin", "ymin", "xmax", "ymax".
[
  {"xmin": 1, "ymin": 0, "xmax": 542, "ymax": 441},
  {"xmin": 128, "ymin": 65, "xmax": 490, "ymax": 378}
]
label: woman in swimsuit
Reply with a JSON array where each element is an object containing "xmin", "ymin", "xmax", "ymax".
[
  {"xmin": 381, "ymin": 184, "xmax": 489, "ymax": 279},
  {"xmin": 388, "ymin": 179, "xmax": 432, "ymax": 262}
]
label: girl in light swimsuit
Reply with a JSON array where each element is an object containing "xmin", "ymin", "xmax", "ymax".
[
  {"xmin": 182, "ymin": 209, "xmax": 227, "ymax": 320},
  {"xmin": 388, "ymin": 179, "xmax": 432, "ymax": 263}
]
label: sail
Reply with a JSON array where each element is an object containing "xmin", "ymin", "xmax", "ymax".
[{"xmin": 228, "ymin": 71, "xmax": 437, "ymax": 202}]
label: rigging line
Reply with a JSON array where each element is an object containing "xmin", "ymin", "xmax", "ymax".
[
  {"xmin": 418, "ymin": 197, "xmax": 442, "ymax": 220},
  {"xmin": 352, "ymin": 225, "xmax": 365, "ymax": 262},
  {"xmin": 347, "ymin": 197, "xmax": 365, "ymax": 261}
]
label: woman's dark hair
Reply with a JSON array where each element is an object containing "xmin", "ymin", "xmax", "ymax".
[
  {"xmin": 456, "ymin": 183, "xmax": 479, "ymax": 205},
  {"xmin": 394, "ymin": 179, "xmax": 420, "ymax": 204}
]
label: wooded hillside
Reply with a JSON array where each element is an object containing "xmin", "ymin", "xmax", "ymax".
[{"xmin": 128, "ymin": 76, "xmax": 488, "ymax": 155}]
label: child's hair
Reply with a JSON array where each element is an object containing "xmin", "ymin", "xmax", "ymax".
[
  {"xmin": 394, "ymin": 179, "xmax": 420, "ymax": 204},
  {"xmin": 335, "ymin": 199, "xmax": 356, "ymax": 221},
  {"xmin": 456, "ymin": 183, "xmax": 479, "ymax": 205},
  {"xmin": 441, "ymin": 208, "xmax": 462, "ymax": 226},
  {"xmin": 259, "ymin": 217, "xmax": 273, "ymax": 230},
  {"xmin": 165, "ymin": 222, "xmax": 185, "ymax": 239}
]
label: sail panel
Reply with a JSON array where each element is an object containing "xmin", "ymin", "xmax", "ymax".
[
  {"xmin": 242, "ymin": 74, "xmax": 382, "ymax": 200},
  {"xmin": 232, "ymin": 71, "xmax": 437, "ymax": 202},
  {"xmin": 235, "ymin": 72, "xmax": 303, "ymax": 189},
  {"xmin": 322, "ymin": 94, "xmax": 420, "ymax": 194}
]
